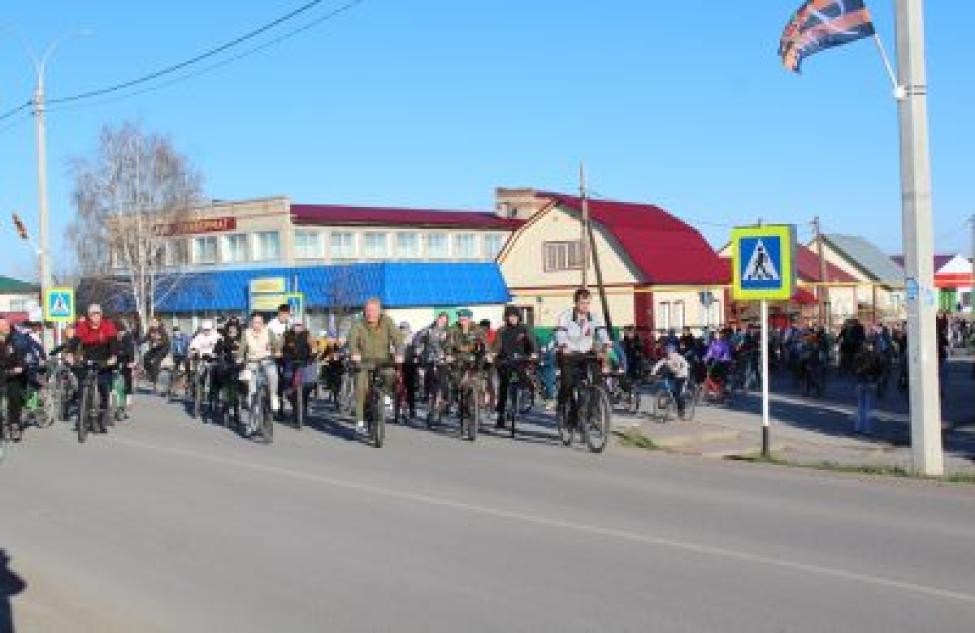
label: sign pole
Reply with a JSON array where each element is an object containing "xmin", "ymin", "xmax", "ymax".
[{"xmin": 761, "ymin": 299, "xmax": 771, "ymax": 458}]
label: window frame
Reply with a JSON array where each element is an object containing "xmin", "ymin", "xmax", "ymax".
[
  {"xmin": 331, "ymin": 231, "xmax": 356, "ymax": 259},
  {"xmin": 255, "ymin": 231, "xmax": 282, "ymax": 262},
  {"xmin": 395, "ymin": 232, "xmax": 421, "ymax": 259},
  {"xmin": 543, "ymin": 240, "xmax": 583, "ymax": 272},
  {"xmin": 294, "ymin": 230, "xmax": 324, "ymax": 260},
  {"xmin": 426, "ymin": 233, "xmax": 449, "ymax": 259},
  {"xmin": 452, "ymin": 233, "xmax": 477, "ymax": 259}
]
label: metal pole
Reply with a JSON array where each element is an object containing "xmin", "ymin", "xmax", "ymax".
[
  {"xmin": 970, "ymin": 214, "xmax": 974, "ymax": 315},
  {"xmin": 579, "ymin": 163, "xmax": 590, "ymax": 290},
  {"xmin": 761, "ymin": 299, "xmax": 771, "ymax": 458},
  {"xmin": 894, "ymin": 0, "xmax": 944, "ymax": 476},
  {"xmin": 33, "ymin": 74, "xmax": 51, "ymax": 292},
  {"xmin": 813, "ymin": 216, "xmax": 827, "ymax": 327}
]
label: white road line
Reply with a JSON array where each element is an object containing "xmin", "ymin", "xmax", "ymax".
[{"xmin": 111, "ymin": 435, "xmax": 975, "ymax": 606}]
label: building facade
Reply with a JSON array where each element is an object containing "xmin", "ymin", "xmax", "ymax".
[
  {"xmin": 0, "ymin": 275, "xmax": 40, "ymax": 323},
  {"xmin": 497, "ymin": 189, "xmax": 727, "ymax": 331},
  {"xmin": 100, "ymin": 197, "xmax": 522, "ymax": 332},
  {"xmin": 124, "ymin": 197, "xmax": 519, "ymax": 272}
]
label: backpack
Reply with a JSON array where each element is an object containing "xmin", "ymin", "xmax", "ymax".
[{"xmin": 171, "ymin": 334, "xmax": 189, "ymax": 357}]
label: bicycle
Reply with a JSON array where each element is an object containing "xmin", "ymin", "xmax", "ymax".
[
  {"xmin": 0, "ymin": 371, "xmax": 24, "ymax": 447},
  {"xmin": 423, "ymin": 356, "xmax": 451, "ymax": 428},
  {"xmin": 606, "ymin": 370, "xmax": 641, "ymax": 414},
  {"xmin": 76, "ymin": 360, "xmax": 112, "ymax": 443},
  {"xmin": 242, "ymin": 359, "xmax": 275, "ymax": 443},
  {"xmin": 108, "ymin": 370, "xmax": 128, "ymax": 422},
  {"xmin": 45, "ymin": 356, "xmax": 75, "ymax": 423},
  {"xmin": 556, "ymin": 353, "xmax": 611, "ymax": 453},
  {"xmin": 452, "ymin": 353, "xmax": 487, "ymax": 442},
  {"xmin": 212, "ymin": 360, "xmax": 243, "ymax": 431},
  {"xmin": 648, "ymin": 374, "xmax": 696, "ymax": 422},
  {"xmin": 358, "ymin": 360, "xmax": 398, "ymax": 448},
  {"xmin": 335, "ymin": 359, "xmax": 357, "ymax": 417},
  {"xmin": 498, "ymin": 353, "xmax": 535, "ymax": 438},
  {"xmin": 284, "ymin": 360, "xmax": 317, "ymax": 430},
  {"xmin": 191, "ymin": 355, "xmax": 216, "ymax": 422},
  {"xmin": 21, "ymin": 370, "xmax": 57, "ymax": 430}
]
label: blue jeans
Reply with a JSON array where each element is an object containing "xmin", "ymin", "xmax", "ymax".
[
  {"xmin": 855, "ymin": 382, "xmax": 875, "ymax": 434},
  {"xmin": 539, "ymin": 363, "xmax": 556, "ymax": 401}
]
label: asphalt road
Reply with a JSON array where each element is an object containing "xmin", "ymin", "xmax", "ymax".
[{"xmin": 2, "ymin": 394, "xmax": 974, "ymax": 633}]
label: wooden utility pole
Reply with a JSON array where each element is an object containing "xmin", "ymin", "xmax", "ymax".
[
  {"xmin": 580, "ymin": 163, "xmax": 590, "ymax": 290},
  {"xmin": 813, "ymin": 216, "xmax": 828, "ymax": 327}
]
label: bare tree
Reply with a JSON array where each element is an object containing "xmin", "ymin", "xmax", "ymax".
[{"xmin": 68, "ymin": 122, "xmax": 203, "ymax": 326}]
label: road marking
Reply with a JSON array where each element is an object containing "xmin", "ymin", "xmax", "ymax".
[{"xmin": 112, "ymin": 436, "xmax": 975, "ymax": 606}]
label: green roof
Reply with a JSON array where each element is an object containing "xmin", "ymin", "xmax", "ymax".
[{"xmin": 0, "ymin": 275, "xmax": 40, "ymax": 295}]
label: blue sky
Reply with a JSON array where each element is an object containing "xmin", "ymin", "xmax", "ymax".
[{"xmin": 1, "ymin": 0, "xmax": 973, "ymax": 280}]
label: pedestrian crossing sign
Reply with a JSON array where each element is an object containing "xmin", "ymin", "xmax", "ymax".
[
  {"xmin": 43, "ymin": 287, "xmax": 76, "ymax": 323},
  {"xmin": 731, "ymin": 225, "xmax": 796, "ymax": 301}
]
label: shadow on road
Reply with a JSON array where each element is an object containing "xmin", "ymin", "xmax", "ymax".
[{"xmin": 0, "ymin": 550, "xmax": 26, "ymax": 633}]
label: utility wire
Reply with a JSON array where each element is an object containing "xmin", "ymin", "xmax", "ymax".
[
  {"xmin": 45, "ymin": 0, "xmax": 365, "ymax": 115},
  {"xmin": 0, "ymin": 101, "xmax": 32, "ymax": 124},
  {"xmin": 45, "ymin": 0, "xmax": 359, "ymax": 106}
]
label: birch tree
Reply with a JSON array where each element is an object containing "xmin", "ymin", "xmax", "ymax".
[{"xmin": 69, "ymin": 122, "xmax": 203, "ymax": 326}]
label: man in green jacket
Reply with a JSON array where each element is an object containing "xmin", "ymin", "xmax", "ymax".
[{"xmin": 348, "ymin": 297, "xmax": 405, "ymax": 432}]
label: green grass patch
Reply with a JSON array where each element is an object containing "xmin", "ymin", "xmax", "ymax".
[
  {"xmin": 615, "ymin": 429, "xmax": 659, "ymax": 451},
  {"xmin": 724, "ymin": 454, "xmax": 975, "ymax": 484}
]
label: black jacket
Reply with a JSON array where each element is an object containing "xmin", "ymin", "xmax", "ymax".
[
  {"xmin": 491, "ymin": 324, "xmax": 538, "ymax": 359},
  {"xmin": 0, "ymin": 335, "xmax": 26, "ymax": 383}
]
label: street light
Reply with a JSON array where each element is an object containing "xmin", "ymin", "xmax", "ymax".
[
  {"xmin": 25, "ymin": 29, "xmax": 94, "ymax": 293},
  {"xmin": 3, "ymin": 28, "xmax": 94, "ymax": 289}
]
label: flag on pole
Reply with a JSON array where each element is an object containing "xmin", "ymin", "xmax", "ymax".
[{"xmin": 779, "ymin": 0, "xmax": 876, "ymax": 73}]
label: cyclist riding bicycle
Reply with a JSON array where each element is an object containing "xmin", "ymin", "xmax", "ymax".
[
  {"xmin": 189, "ymin": 319, "xmax": 221, "ymax": 400},
  {"xmin": 417, "ymin": 312, "xmax": 451, "ymax": 409},
  {"xmin": 237, "ymin": 313, "xmax": 282, "ymax": 414},
  {"xmin": 0, "ymin": 318, "xmax": 28, "ymax": 442},
  {"xmin": 650, "ymin": 344, "xmax": 690, "ymax": 418},
  {"xmin": 446, "ymin": 308, "xmax": 488, "ymax": 391},
  {"xmin": 491, "ymin": 306, "xmax": 538, "ymax": 428},
  {"xmin": 115, "ymin": 322, "xmax": 137, "ymax": 412},
  {"xmin": 348, "ymin": 298, "xmax": 405, "ymax": 433},
  {"xmin": 73, "ymin": 304, "xmax": 119, "ymax": 431},
  {"xmin": 555, "ymin": 288, "xmax": 610, "ymax": 414},
  {"xmin": 281, "ymin": 320, "xmax": 315, "ymax": 412}
]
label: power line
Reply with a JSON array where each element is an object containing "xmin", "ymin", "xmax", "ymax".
[
  {"xmin": 45, "ymin": 0, "xmax": 361, "ymax": 107},
  {"xmin": 45, "ymin": 0, "xmax": 365, "ymax": 115},
  {"xmin": 0, "ymin": 101, "xmax": 32, "ymax": 124}
]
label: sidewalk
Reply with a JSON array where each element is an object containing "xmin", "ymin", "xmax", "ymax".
[{"xmin": 617, "ymin": 355, "xmax": 975, "ymax": 475}]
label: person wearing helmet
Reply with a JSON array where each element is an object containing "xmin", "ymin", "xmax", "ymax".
[{"xmin": 491, "ymin": 306, "xmax": 538, "ymax": 428}]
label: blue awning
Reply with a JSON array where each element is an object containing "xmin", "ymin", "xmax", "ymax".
[{"xmin": 85, "ymin": 262, "xmax": 509, "ymax": 314}]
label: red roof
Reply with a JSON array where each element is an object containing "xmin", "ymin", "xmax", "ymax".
[
  {"xmin": 796, "ymin": 246, "xmax": 856, "ymax": 282},
  {"xmin": 291, "ymin": 203, "xmax": 523, "ymax": 230},
  {"xmin": 538, "ymin": 193, "xmax": 728, "ymax": 285}
]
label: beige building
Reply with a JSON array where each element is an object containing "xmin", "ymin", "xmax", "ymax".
[
  {"xmin": 114, "ymin": 196, "xmax": 520, "ymax": 272},
  {"xmin": 808, "ymin": 234, "xmax": 906, "ymax": 322},
  {"xmin": 497, "ymin": 189, "xmax": 727, "ymax": 331}
]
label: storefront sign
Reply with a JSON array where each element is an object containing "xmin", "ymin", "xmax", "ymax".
[
  {"xmin": 153, "ymin": 216, "xmax": 236, "ymax": 237},
  {"xmin": 249, "ymin": 277, "xmax": 287, "ymax": 295}
]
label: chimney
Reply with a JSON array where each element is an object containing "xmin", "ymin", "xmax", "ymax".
[{"xmin": 494, "ymin": 187, "xmax": 549, "ymax": 220}]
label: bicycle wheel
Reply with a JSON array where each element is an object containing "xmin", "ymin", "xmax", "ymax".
[
  {"xmin": 654, "ymin": 391, "xmax": 673, "ymax": 423},
  {"xmin": 77, "ymin": 382, "xmax": 90, "ymax": 444},
  {"xmin": 557, "ymin": 402, "xmax": 574, "ymax": 446},
  {"xmin": 294, "ymin": 380, "xmax": 304, "ymax": 430},
  {"xmin": 508, "ymin": 381, "xmax": 519, "ymax": 438},
  {"xmin": 681, "ymin": 385, "xmax": 697, "ymax": 422},
  {"xmin": 260, "ymin": 388, "xmax": 274, "ymax": 444},
  {"xmin": 370, "ymin": 391, "xmax": 385, "ymax": 448},
  {"xmin": 584, "ymin": 387, "xmax": 611, "ymax": 453},
  {"xmin": 468, "ymin": 383, "xmax": 481, "ymax": 442},
  {"xmin": 193, "ymin": 372, "xmax": 203, "ymax": 420},
  {"xmin": 38, "ymin": 389, "xmax": 56, "ymax": 428},
  {"xmin": 518, "ymin": 382, "xmax": 534, "ymax": 415}
]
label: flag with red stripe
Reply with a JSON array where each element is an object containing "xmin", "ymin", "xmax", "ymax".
[{"xmin": 779, "ymin": 0, "xmax": 876, "ymax": 73}]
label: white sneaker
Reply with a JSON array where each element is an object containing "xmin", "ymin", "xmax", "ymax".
[
  {"xmin": 271, "ymin": 396, "xmax": 280, "ymax": 413},
  {"xmin": 356, "ymin": 419, "xmax": 366, "ymax": 433},
  {"xmin": 126, "ymin": 395, "xmax": 133, "ymax": 407}
]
